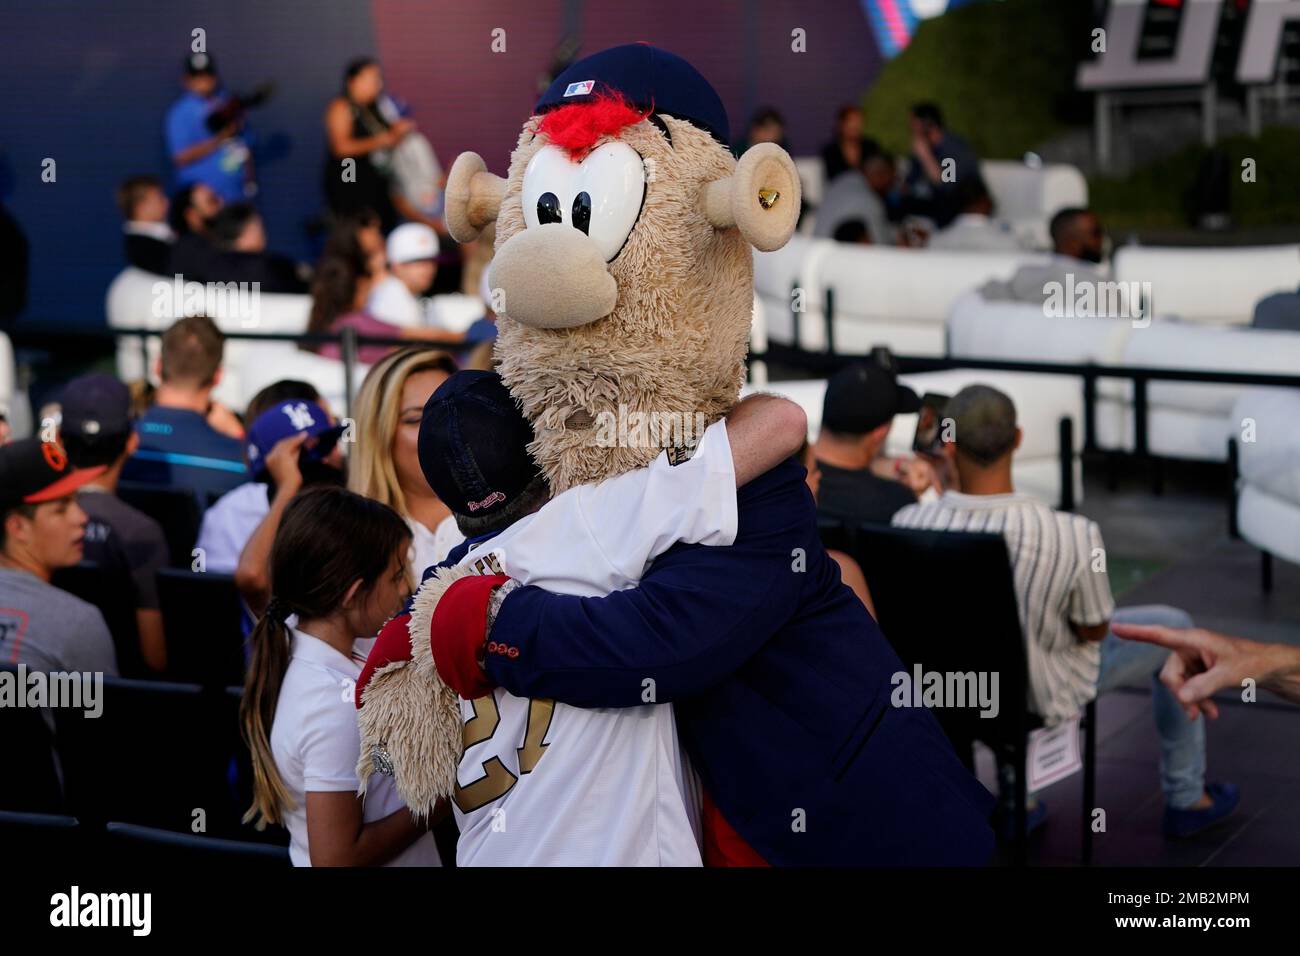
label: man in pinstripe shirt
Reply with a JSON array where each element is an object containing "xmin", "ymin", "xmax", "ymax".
[{"xmin": 893, "ymin": 385, "xmax": 1240, "ymax": 839}]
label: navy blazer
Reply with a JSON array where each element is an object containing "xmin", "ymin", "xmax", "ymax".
[{"xmin": 485, "ymin": 458, "xmax": 996, "ymax": 865}]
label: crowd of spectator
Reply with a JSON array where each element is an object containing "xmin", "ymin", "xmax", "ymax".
[{"xmin": 2, "ymin": 61, "xmax": 1291, "ymax": 870}]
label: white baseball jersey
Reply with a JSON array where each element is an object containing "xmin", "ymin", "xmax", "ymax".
[{"xmin": 451, "ymin": 420, "xmax": 737, "ymax": 866}]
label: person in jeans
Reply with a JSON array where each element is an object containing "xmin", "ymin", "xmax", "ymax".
[{"xmin": 892, "ymin": 384, "xmax": 1240, "ymax": 839}]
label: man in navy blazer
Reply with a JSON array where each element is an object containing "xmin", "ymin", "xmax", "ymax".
[{"xmin": 428, "ymin": 454, "xmax": 997, "ymax": 866}]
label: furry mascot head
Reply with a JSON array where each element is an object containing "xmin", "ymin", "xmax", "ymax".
[{"xmin": 356, "ymin": 44, "xmax": 800, "ymax": 816}]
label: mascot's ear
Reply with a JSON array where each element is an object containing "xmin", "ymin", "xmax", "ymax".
[
  {"xmin": 703, "ymin": 142, "xmax": 802, "ymax": 252},
  {"xmin": 445, "ymin": 152, "xmax": 507, "ymax": 243}
]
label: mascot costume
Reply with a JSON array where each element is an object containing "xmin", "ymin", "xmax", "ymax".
[{"xmin": 356, "ymin": 43, "xmax": 995, "ymax": 865}]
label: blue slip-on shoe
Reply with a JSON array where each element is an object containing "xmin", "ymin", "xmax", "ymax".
[{"xmin": 1164, "ymin": 782, "xmax": 1240, "ymax": 838}]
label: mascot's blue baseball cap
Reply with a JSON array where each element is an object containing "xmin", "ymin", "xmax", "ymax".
[{"xmin": 536, "ymin": 43, "xmax": 730, "ymax": 145}]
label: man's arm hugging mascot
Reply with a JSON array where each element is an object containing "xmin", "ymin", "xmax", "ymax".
[{"xmin": 357, "ymin": 43, "xmax": 995, "ymax": 865}]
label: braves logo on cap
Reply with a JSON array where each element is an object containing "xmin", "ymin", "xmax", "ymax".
[
  {"xmin": 563, "ymin": 80, "xmax": 595, "ymax": 97},
  {"xmin": 466, "ymin": 491, "xmax": 507, "ymax": 512}
]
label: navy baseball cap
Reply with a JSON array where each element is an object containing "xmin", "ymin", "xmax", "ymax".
[
  {"xmin": 536, "ymin": 43, "xmax": 730, "ymax": 145},
  {"xmin": 418, "ymin": 371, "xmax": 541, "ymax": 519},
  {"xmin": 246, "ymin": 399, "xmax": 344, "ymax": 479},
  {"xmin": 60, "ymin": 373, "xmax": 133, "ymax": 444}
]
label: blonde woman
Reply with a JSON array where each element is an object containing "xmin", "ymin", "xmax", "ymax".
[{"xmin": 348, "ymin": 346, "xmax": 462, "ymax": 579}]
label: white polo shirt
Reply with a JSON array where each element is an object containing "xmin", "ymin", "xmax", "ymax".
[
  {"xmin": 451, "ymin": 419, "xmax": 737, "ymax": 866},
  {"xmin": 271, "ymin": 628, "xmax": 442, "ymax": 867},
  {"xmin": 195, "ymin": 481, "xmax": 269, "ymax": 573}
]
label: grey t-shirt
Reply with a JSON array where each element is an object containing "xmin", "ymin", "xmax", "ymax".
[
  {"xmin": 79, "ymin": 488, "xmax": 169, "ymax": 610},
  {"xmin": 0, "ymin": 568, "xmax": 119, "ymax": 675}
]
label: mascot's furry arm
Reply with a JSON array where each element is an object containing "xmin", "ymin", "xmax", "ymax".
[{"xmin": 354, "ymin": 563, "xmax": 506, "ymax": 819}]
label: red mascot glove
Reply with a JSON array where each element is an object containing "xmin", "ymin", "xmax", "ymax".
[
  {"xmin": 355, "ymin": 610, "xmax": 414, "ymax": 709},
  {"xmin": 429, "ymin": 573, "xmax": 512, "ymax": 699}
]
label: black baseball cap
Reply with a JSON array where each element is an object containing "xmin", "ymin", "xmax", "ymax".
[
  {"xmin": 0, "ymin": 438, "xmax": 106, "ymax": 511},
  {"xmin": 821, "ymin": 362, "xmax": 921, "ymax": 435},
  {"xmin": 418, "ymin": 371, "xmax": 541, "ymax": 519},
  {"xmin": 184, "ymin": 52, "xmax": 217, "ymax": 76},
  {"xmin": 60, "ymin": 373, "xmax": 133, "ymax": 445}
]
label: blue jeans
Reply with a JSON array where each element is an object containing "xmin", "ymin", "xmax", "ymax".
[{"xmin": 999, "ymin": 605, "xmax": 1206, "ymax": 811}]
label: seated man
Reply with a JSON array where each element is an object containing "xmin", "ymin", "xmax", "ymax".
[
  {"xmin": 358, "ymin": 370, "xmax": 810, "ymax": 865},
  {"xmin": 902, "ymin": 102, "xmax": 979, "ymax": 228},
  {"xmin": 813, "ymin": 360, "xmax": 935, "ymax": 527},
  {"xmin": 393, "ymin": 394, "xmax": 996, "ymax": 864},
  {"xmin": 116, "ymin": 174, "xmax": 173, "ymax": 275},
  {"xmin": 0, "ymin": 438, "xmax": 118, "ymax": 675},
  {"xmin": 203, "ymin": 202, "xmax": 309, "ymax": 294},
  {"xmin": 58, "ymin": 373, "xmax": 170, "ymax": 674},
  {"xmin": 891, "ymin": 385, "xmax": 1239, "ymax": 838},
  {"xmin": 814, "ymin": 151, "xmax": 897, "ymax": 246},
  {"xmin": 926, "ymin": 176, "xmax": 1021, "ymax": 252},
  {"xmin": 121, "ymin": 314, "xmax": 247, "ymax": 501},
  {"xmin": 195, "ymin": 380, "xmax": 328, "ymax": 574},
  {"xmin": 230, "ymin": 397, "xmax": 346, "ymax": 615},
  {"xmin": 980, "ymin": 207, "xmax": 1118, "ymax": 310}
]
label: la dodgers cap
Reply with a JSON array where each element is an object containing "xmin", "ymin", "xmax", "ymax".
[
  {"xmin": 418, "ymin": 370, "xmax": 541, "ymax": 519},
  {"xmin": 0, "ymin": 438, "xmax": 106, "ymax": 510},
  {"xmin": 245, "ymin": 399, "xmax": 345, "ymax": 479},
  {"xmin": 536, "ymin": 43, "xmax": 730, "ymax": 145},
  {"xmin": 821, "ymin": 361, "xmax": 921, "ymax": 435}
]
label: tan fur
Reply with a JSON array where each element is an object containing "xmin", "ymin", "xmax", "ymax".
[
  {"xmin": 355, "ymin": 562, "xmax": 481, "ymax": 818},
  {"xmin": 493, "ymin": 114, "xmax": 753, "ymax": 492}
]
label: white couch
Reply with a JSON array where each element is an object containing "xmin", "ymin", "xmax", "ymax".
[
  {"xmin": 1113, "ymin": 244, "xmax": 1300, "ymax": 327},
  {"xmin": 743, "ymin": 368, "xmax": 1083, "ymax": 509},
  {"xmin": 979, "ymin": 160, "xmax": 1088, "ymax": 250},
  {"xmin": 948, "ymin": 292, "xmax": 1300, "ymax": 462},
  {"xmin": 1234, "ymin": 389, "xmax": 1300, "ymax": 569},
  {"xmin": 753, "ymin": 237, "xmax": 1046, "ymax": 356},
  {"xmin": 106, "ymin": 267, "xmax": 363, "ymax": 416}
]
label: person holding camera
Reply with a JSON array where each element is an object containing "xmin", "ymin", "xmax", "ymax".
[{"xmin": 166, "ymin": 52, "xmax": 256, "ymax": 203}]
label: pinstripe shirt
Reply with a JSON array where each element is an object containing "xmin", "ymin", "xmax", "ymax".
[{"xmin": 892, "ymin": 491, "xmax": 1115, "ymax": 724}]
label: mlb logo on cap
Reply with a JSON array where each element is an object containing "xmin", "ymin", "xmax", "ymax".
[{"xmin": 564, "ymin": 80, "xmax": 595, "ymax": 97}]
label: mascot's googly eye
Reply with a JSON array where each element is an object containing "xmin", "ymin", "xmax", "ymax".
[
  {"xmin": 522, "ymin": 143, "xmax": 647, "ymax": 262},
  {"xmin": 574, "ymin": 142, "xmax": 646, "ymax": 261}
]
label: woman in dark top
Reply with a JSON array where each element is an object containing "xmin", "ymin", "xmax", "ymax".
[
  {"xmin": 820, "ymin": 105, "xmax": 880, "ymax": 182},
  {"xmin": 323, "ymin": 58, "xmax": 412, "ymax": 233}
]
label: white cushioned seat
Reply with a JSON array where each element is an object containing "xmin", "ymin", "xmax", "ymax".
[{"xmin": 1113, "ymin": 244, "xmax": 1300, "ymax": 327}]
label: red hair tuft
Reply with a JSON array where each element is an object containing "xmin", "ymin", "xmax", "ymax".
[{"xmin": 537, "ymin": 94, "xmax": 650, "ymax": 159}]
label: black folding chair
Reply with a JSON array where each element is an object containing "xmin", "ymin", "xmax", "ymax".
[
  {"xmin": 50, "ymin": 561, "xmax": 146, "ymax": 678},
  {"xmin": 0, "ymin": 664, "xmax": 64, "ymax": 813},
  {"xmin": 156, "ymin": 569, "xmax": 245, "ymax": 688},
  {"xmin": 104, "ymin": 821, "xmax": 290, "ymax": 867},
  {"xmin": 846, "ymin": 523, "xmax": 1097, "ymax": 866},
  {"xmin": 54, "ymin": 676, "xmax": 243, "ymax": 837},
  {"xmin": 116, "ymin": 481, "xmax": 202, "ymax": 568}
]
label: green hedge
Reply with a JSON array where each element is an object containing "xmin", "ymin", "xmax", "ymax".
[{"xmin": 1089, "ymin": 127, "xmax": 1300, "ymax": 230}]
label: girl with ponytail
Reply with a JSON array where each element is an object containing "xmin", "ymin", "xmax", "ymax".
[{"xmin": 239, "ymin": 485, "xmax": 442, "ymax": 866}]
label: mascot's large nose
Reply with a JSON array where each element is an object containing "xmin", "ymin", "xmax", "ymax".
[{"xmin": 489, "ymin": 223, "xmax": 619, "ymax": 330}]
